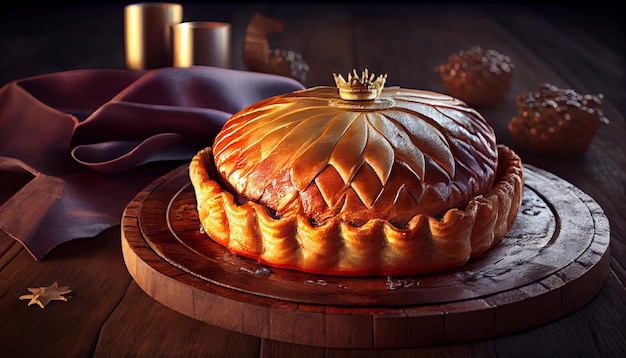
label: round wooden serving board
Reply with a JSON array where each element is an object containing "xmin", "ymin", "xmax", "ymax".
[{"xmin": 121, "ymin": 164, "xmax": 610, "ymax": 349}]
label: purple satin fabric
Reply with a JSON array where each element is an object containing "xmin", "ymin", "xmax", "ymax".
[{"xmin": 0, "ymin": 66, "xmax": 305, "ymax": 259}]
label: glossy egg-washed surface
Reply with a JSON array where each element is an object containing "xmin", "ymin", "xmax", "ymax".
[{"xmin": 212, "ymin": 86, "xmax": 498, "ymax": 227}]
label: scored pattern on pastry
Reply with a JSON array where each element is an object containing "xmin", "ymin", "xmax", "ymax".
[
  {"xmin": 213, "ymin": 86, "xmax": 497, "ymax": 227},
  {"xmin": 189, "ymin": 144, "xmax": 523, "ymax": 276}
]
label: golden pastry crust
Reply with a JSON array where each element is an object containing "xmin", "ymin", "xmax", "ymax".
[
  {"xmin": 189, "ymin": 145, "xmax": 523, "ymax": 276},
  {"xmin": 189, "ymin": 144, "xmax": 523, "ymax": 277},
  {"xmin": 212, "ymin": 86, "xmax": 499, "ymax": 229},
  {"xmin": 435, "ymin": 46, "xmax": 514, "ymax": 108},
  {"xmin": 190, "ymin": 79, "xmax": 523, "ymax": 276}
]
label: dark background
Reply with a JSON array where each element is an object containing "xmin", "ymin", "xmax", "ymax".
[{"xmin": 1, "ymin": 2, "xmax": 624, "ymax": 115}]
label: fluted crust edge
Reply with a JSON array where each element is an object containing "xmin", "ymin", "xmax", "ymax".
[{"xmin": 189, "ymin": 145, "xmax": 523, "ymax": 277}]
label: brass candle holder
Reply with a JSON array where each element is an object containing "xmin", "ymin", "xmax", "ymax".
[
  {"xmin": 124, "ymin": 2, "xmax": 183, "ymax": 70},
  {"xmin": 172, "ymin": 21, "xmax": 231, "ymax": 68}
]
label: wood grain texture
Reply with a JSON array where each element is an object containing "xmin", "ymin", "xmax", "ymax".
[
  {"xmin": 121, "ymin": 163, "xmax": 609, "ymax": 349},
  {"xmin": 0, "ymin": 227, "xmax": 131, "ymax": 357}
]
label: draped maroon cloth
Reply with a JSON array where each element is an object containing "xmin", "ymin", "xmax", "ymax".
[{"xmin": 0, "ymin": 66, "xmax": 305, "ymax": 260}]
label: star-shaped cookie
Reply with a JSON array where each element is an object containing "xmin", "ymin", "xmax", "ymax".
[{"xmin": 19, "ymin": 282, "xmax": 71, "ymax": 308}]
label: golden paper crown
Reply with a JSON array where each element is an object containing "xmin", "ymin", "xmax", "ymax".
[{"xmin": 333, "ymin": 69, "xmax": 387, "ymax": 100}]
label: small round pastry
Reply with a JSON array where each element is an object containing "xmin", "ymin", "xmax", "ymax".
[
  {"xmin": 435, "ymin": 46, "xmax": 514, "ymax": 108},
  {"xmin": 509, "ymin": 83, "xmax": 608, "ymax": 154},
  {"xmin": 189, "ymin": 69, "xmax": 524, "ymax": 277}
]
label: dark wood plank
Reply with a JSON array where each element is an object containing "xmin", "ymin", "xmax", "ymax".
[
  {"xmin": 260, "ymin": 339, "xmax": 324, "ymax": 358},
  {"xmin": 93, "ymin": 282, "xmax": 261, "ymax": 357},
  {"xmin": 489, "ymin": 271, "xmax": 626, "ymax": 357},
  {"xmin": 483, "ymin": 3, "xmax": 626, "ymax": 116},
  {"xmin": 0, "ymin": 227, "xmax": 131, "ymax": 357},
  {"xmin": 252, "ymin": 3, "xmax": 356, "ymax": 88}
]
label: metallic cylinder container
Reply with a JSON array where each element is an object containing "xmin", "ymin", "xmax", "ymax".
[
  {"xmin": 124, "ymin": 3, "xmax": 183, "ymax": 70},
  {"xmin": 172, "ymin": 22, "xmax": 231, "ymax": 68}
]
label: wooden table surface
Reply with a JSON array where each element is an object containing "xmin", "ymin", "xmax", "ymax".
[{"xmin": 1, "ymin": 3, "xmax": 624, "ymax": 357}]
